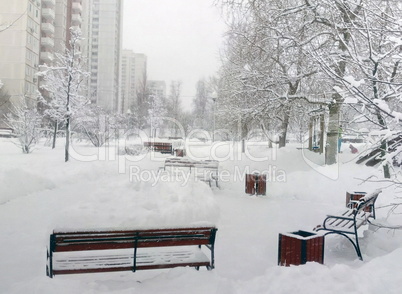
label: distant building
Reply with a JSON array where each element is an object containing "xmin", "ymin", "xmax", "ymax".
[
  {"xmin": 148, "ymin": 80, "xmax": 166, "ymax": 99},
  {"xmin": 88, "ymin": 0, "xmax": 123, "ymax": 113},
  {"xmin": 0, "ymin": 0, "xmax": 42, "ymax": 104},
  {"xmin": 120, "ymin": 50, "xmax": 147, "ymax": 114},
  {"xmin": 0, "ymin": 0, "xmax": 86, "ymax": 104},
  {"xmin": 0, "ymin": 0, "xmax": 123, "ymax": 114}
]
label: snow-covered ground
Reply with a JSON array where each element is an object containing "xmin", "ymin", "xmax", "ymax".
[{"xmin": 1, "ymin": 138, "xmax": 401, "ymax": 294}]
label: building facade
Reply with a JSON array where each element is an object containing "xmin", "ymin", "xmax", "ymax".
[
  {"xmin": 1, "ymin": 0, "xmax": 123, "ymax": 114},
  {"xmin": 148, "ymin": 80, "xmax": 166, "ymax": 99},
  {"xmin": 0, "ymin": 0, "xmax": 86, "ymax": 104},
  {"xmin": 88, "ymin": 0, "xmax": 123, "ymax": 113},
  {"xmin": 0, "ymin": 0, "xmax": 42, "ymax": 104},
  {"xmin": 120, "ymin": 50, "xmax": 147, "ymax": 114}
]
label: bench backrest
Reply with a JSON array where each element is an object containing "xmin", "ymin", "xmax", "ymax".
[
  {"xmin": 165, "ymin": 158, "xmax": 219, "ymax": 170},
  {"xmin": 353, "ymin": 189, "xmax": 381, "ymax": 218},
  {"xmin": 50, "ymin": 227, "xmax": 217, "ymax": 253},
  {"xmin": 144, "ymin": 142, "xmax": 172, "ymax": 148}
]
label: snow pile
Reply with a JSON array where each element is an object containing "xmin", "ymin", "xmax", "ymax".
[
  {"xmin": 0, "ymin": 168, "xmax": 56, "ymax": 204},
  {"xmin": 53, "ymin": 175, "xmax": 220, "ymax": 231}
]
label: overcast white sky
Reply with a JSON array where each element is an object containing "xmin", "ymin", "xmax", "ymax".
[{"xmin": 122, "ymin": 0, "xmax": 227, "ymax": 110}]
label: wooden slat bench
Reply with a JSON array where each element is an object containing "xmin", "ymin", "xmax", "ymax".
[
  {"xmin": 314, "ymin": 189, "xmax": 382, "ymax": 260},
  {"xmin": 46, "ymin": 227, "xmax": 217, "ymax": 278},
  {"xmin": 144, "ymin": 142, "xmax": 173, "ymax": 154},
  {"xmin": 163, "ymin": 158, "xmax": 219, "ymax": 187}
]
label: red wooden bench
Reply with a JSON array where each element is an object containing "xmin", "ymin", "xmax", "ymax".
[
  {"xmin": 46, "ymin": 227, "xmax": 217, "ymax": 278},
  {"xmin": 144, "ymin": 141, "xmax": 173, "ymax": 154}
]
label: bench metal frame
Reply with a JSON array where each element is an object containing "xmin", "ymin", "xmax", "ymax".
[{"xmin": 315, "ymin": 189, "xmax": 381, "ymax": 260}]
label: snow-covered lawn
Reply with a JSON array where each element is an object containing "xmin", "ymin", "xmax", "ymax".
[{"xmin": 1, "ymin": 138, "xmax": 401, "ymax": 293}]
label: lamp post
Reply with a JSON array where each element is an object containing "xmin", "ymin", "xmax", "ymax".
[{"xmin": 211, "ymin": 91, "xmax": 217, "ymax": 142}]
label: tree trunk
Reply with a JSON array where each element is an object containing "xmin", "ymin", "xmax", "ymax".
[
  {"xmin": 52, "ymin": 120, "xmax": 58, "ymax": 149},
  {"xmin": 278, "ymin": 110, "xmax": 290, "ymax": 148},
  {"xmin": 65, "ymin": 116, "xmax": 70, "ymax": 162},
  {"xmin": 241, "ymin": 120, "xmax": 248, "ymax": 153},
  {"xmin": 380, "ymin": 139, "xmax": 390, "ymax": 178},
  {"xmin": 375, "ymin": 110, "xmax": 390, "ymax": 178},
  {"xmin": 325, "ymin": 100, "xmax": 341, "ymax": 165}
]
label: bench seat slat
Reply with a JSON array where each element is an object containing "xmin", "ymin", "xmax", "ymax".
[{"xmin": 52, "ymin": 247, "xmax": 211, "ymax": 275}]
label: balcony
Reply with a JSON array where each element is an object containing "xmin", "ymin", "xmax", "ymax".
[
  {"xmin": 41, "ymin": 22, "xmax": 55, "ymax": 34},
  {"xmin": 42, "ymin": 8, "xmax": 55, "ymax": 20},
  {"xmin": 42, "ymin": 0, "xmax": 56, "ymax": 6},
  {"xmin": 40, "ymin": 51, "xmax": 54, "ymax": 62},
  {"xmin": 41, "ymin": 37, "xmax": 54, "ymax": 48},
  {"xmin": 71, "ymin": 13, "xmax": 82, "ymax": 25},
  {"xmin": 72, "ymin": 2, "xmax": 82, "ymax": 12}
]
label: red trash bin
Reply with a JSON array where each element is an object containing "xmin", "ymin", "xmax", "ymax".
[
  {"xmin": 245, "ymin": 173, "xmax": 266, "ymax": 196},
  {"xmin": 346, "ymin": 191, "xmax": 371, "ymax": 212},
  {"xmin": 278, "ymin": 230, "xmax": 324, "ymax": 266}
]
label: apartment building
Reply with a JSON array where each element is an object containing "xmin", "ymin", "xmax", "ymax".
[
  {"xmin": 0, "ymin": 0, "xmax": 86, "ymax": 104},
  {"xmin": 120, "ymin": 50, "xmax": 147, "ymax": 114},
  {"xmin": 1, "ymin": 0, "xmax": 124, "ymax": 115},
  {"xmin": 0, "ymin": 0, "xmax": 42, "ymax": 104},
  {"xmin": 148, "ymin": 80, "xmax": 166, "ymax": 99},
  {"xmin": 88, "ymin": 0, "xmax": 123, "ymax": 113}
]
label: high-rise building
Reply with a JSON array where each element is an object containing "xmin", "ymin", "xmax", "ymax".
[
  {"xmin": 148, "ymin": 80, "xmax": 166, "ymax": 99},
  {"xmin": 0, "ymin": 0, "xmax": 42, "ymax": 104},
  {"xmin": 120, "ymin": 50, "xmax": 147, "ymax": 114},
  {"xmin": 0, "ymin": 0, "xmax": 86, "ymax": 104},
  {"xmin": 1, "ymin": 0, "xmax": 124, "ymax": 114},
  {"xmin": 40, "ymin": 0, "xmax": 85, "ymax": 94},
  {"xmin": 88, "ymin": 0, "xmax": 123, "ymax": 113}
]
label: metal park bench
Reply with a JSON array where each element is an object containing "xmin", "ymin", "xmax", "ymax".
[
  {"xmin": 46, "ymin": 227, "xmax": 217, "ymax": 278},
  {"xmin": 314, "ymin": 189, "xmax": 382, "ymax": 260}
]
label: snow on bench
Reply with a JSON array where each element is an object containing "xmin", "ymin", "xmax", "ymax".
[
  {"xmin": 163, "ymin": 158, "xmax": 219, "ymax": 187},
  {"xmin": 46, "ymin": 227, "xmax": 217, "ymax": 278},
  {"xmin": 314, "ymin": 189, "xmax": 382, "ymax": 260}
]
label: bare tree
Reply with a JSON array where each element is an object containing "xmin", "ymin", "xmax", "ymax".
[
  {"xmin": 192, "ymin": 78, "xmax": 213, "ymax": 130},
  {"xmin": 38, "ymin": 28, "xmax": 90, "ymax": 162},
  {"xmin": 217, "ymin": 0, "xmax": 402, "ymax": 166},
  {"xmin": 4, "ymin": 97, "xmax": 41, "ymax": 153},
  {"xmin": 217, "ymin": 0, "xmax": 325, "ymax": 148},
  {"xmin": 0, "ymin": 82, "xmax": 11, "ymax": 127},
  {"xmin": 167, "ymin": 81, "xmax": 183, "ymax": 136}
]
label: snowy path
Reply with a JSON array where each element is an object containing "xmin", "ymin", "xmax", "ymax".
[{"xmin": 0, "ymin": 139, "xmax": 402, "ymax": 293}]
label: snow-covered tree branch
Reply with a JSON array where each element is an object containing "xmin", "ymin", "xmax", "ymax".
[
  {"xmin": 4, "ymin": 97, "xmax": 41, "ymax": 154},
  {"xmin": 37, "ymin": 27, "xmax": 90, "ymax": 162}
]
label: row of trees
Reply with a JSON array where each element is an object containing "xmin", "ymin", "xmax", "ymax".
[
  {"xmin": 214, "ymin": 0, "xmax": 402, "ymax": 168},
  {"xmin": 2, "ymin": 27, "xmax": 219, "ymax": 161}
]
